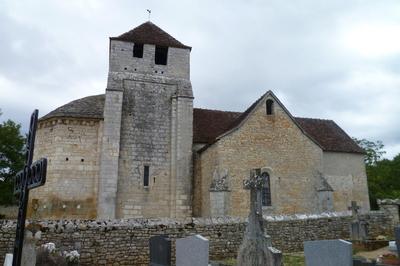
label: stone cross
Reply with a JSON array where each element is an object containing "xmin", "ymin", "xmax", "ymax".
[
  {"xmin": 242, "ymin": 169, "xmax": 266, "ymax": 238},
  {"xmin": 12, "ymin": 110, "xmax": 47, "ymax": 266},
  {"xmin": 237, "ymin": 169, "xmax": 282, "ymax": 266},
  {"xmin": 348, "ymin": 201, "xmax": 360, "ymax": 218}
]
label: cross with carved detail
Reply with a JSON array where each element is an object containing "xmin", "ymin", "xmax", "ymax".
[
  {"xmin": 348, "ymin": 201, "xmax": 361, "ymax": 218},
  {"xmin": 243, "ymin": 169, "xmax": 266, "ymax": 237},
  {"xmin": 12, "ymin": 110, "xmax": 47, "ymax": 266}
]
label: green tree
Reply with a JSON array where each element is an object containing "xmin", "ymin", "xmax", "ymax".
[
  {"xmin": 0, "ymin": 110, "xmax": 25, "ymax": 205},
  {"xmin": 354, "ymin": 137, "xmax": 400, "ymax": 209},
  {"xmin": 353, "ymin": 138, "xmax": 386, "ymax": 166}
]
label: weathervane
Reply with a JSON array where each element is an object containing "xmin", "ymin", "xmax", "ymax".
[{"xmin": 147, "ymin": 9, "xmax": 151, "ymax": 21}]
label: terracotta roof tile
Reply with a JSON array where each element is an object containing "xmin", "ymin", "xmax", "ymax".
[
  {"xmin": 295, "ymin": 117, "xmax": 364, "ymax": 154},
  {"xmin": 110, "ymin": 21, "xmax": 191, "ymax": 49},
  {"xmin": 193, "ymin": 108, "xmax": 241, "ymax": 143},
  {"xmin": 193, "ymin": 108, "xmax": 364, "ymax": 154}
]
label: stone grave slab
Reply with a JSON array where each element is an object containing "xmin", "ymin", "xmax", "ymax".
[
  {"xmin": 176, "ymin": 234, "xmax": 209, "ymax": 266},
  {"xmin": 353, "ymin": 258, "xmax": 376, "ymax": 266},
  {"xmin": 395, "ymin": 226, "xmax": 400, "ymax": 258},
  {"xmin": 3, "ymin": 254, "xmax": 13, "ymax": 266},
  {"xmin": 389, "ymin": 241, "xmax": 397, "ymax": 252},
  {"xmin": 267, "ymin": 246, "xmax": 282, "ymax": 266},
  {"xmin": 304, "ymin": 239, "xmax": 352, "ymax": 266},
  {"xmin": 149, "ymin": 235, "xmax": 171, "ymax": 266}
]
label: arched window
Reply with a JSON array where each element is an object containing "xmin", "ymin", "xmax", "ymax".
[
  {"xmin": 261, "ymin": 172, "xmax": 271, "ymax": 206},
  {"xmin": 266, "ymin": 99, "xmax": 274, "ymax": 115}
]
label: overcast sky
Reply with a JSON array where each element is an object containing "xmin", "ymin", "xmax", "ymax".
[{"xmin": 0, "ymin": 0, "xmax": 399, "ymax": 158}]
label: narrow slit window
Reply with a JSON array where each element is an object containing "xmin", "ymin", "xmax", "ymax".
[
  {"xmin": 144, "ymin": 165, "xmax": 149, "ymax": 187},
  {"xmin": 261, "ymin": 172, "xmax": 272, "ymax": 206},
  {"xmin": 266, "ymin": 99, "xmax": 274, "ymax": 115},
  {"xmin": 133, "ymin": 43, "xmax": 144, "ymax": 58},
  {"xmin": 155, "ymin": 46, "xmax": 168, "ymax": 65}
]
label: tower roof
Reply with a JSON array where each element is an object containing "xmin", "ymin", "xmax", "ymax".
[{"xmin": 110, "ymin": 21, "xmax": 191, "ymax": 50}]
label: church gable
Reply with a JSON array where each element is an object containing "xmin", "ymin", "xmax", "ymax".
[
  {"xmin": 196, "ymin": 91, "xmax": 323, "ymax": 153},
  {"xmin": 195, "ymin": 91, "xmax": 325, "ymax": 216},
  {"xmin": 193, "ymin": 91, "xmax": 363, "ymax": 155}
]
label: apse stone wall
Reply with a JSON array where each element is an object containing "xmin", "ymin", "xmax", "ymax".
[{"xmin": 28, "ymin": 118, "xmax": 103, "ymax": 219}]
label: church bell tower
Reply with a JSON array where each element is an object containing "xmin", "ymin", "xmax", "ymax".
[{"xmin": 98, "ymin": 22, "xmax": 193, "ymax": 219}]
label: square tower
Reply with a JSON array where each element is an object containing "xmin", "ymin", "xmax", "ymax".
[{"xmin": 98, "ymin": 22, "xmax": 193, "ymax": 219}]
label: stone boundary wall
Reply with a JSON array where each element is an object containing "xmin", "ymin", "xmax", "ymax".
[
  {"xmin": 0, "ymin": 206, "xmax": 18, "ymax": 219},
  {"xmin": 0, "ymin": 212, "xmax": 395, "ymax": 266}
]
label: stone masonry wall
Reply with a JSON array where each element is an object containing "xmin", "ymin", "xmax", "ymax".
[
  {"xmin": 29, "ymin": 118, "xmax": 103, "ymax": 219},
  {"xmin": 98, "ymin": 89, "xmax": 123, "ymax": 219},
  {"xmin": 109, "ymin": 40, "xmax": 190, "ymax": 80},
  {"xmin": 0, "ymin": 212, "xmax": 394, "ymax": 266},
  {"xmin": 323, "ymin": 151, "xmax": 371, "ymax": 212},
  {"xmin": 116, "ymin": 79, "xmax": 176, "ymax": 218},
  {"xmin": 197, "ymin": 94, "xmax": 324, "ymax": 217},
  {"xmin": 106, "ymin": 37, "xmax": 193, "ymax": 219}
]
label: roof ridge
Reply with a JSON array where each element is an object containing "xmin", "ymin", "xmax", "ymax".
[
  {"xmin": 295, "ymin": 117, "xmax": 334, "ymax": 122},
  {"xmin": 194, "ymin": 107, "xmax": 241, "ymax": 114},
  {"xmin": 111, "ymin": 21, "xmax": 191, "ymax": 49}
]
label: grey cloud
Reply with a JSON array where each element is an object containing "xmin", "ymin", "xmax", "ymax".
[{"xmin": 0, "ymin": 0, "xmax": 399, "ymax": 158}]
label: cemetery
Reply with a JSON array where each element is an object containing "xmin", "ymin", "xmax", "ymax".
[
  {"xmin": 1, "ymin": 207, "xmax": 400, "ymax": 265},
  {"xmin": 0, "ymin": 110, "xmax": 399, "ymax": 265}
]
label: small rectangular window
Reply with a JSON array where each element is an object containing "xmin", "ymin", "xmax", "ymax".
[
  {"xmin": 144, "ymin": 165, "xmax": 149, "ymax": 187},
  {"xmin": 133, "ymin": 43, "xmax": 144, "ymax": 58},
  {"xmin": 155, "ymin": 46, "xmax": 168, "ymax": 65},
  {"xmin": 266, "ymin": 99, "xmax": 274, "ymax": 115}
]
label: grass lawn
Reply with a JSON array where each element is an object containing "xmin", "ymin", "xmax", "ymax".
[
  {"xmin": 217, "ymin": 253, "xmax": 306, "ymax": 266},
  {"xmin": 283, "ymin": 252, "xmax": 305, "ymax": 266}
]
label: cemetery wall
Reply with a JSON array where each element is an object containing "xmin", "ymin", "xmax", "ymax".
[
  {"xmin": 197, "ymin": 94, "xmax": 324, "ymax": 217},
  {"xmin": 0, "ymin": 206, "xmax": 17, "ymax": 219},
  {"xmin": 0, "ymin": 212, "xmax": 395, "ymax": 265},
  {"xmin": 28, "ymin": 118, "xmax": 103, "ymax": 219}
]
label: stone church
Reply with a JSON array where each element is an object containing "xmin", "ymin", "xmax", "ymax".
[{"xmin": 28, "ymin": 21, "xmax": 370, "ymax": 219}]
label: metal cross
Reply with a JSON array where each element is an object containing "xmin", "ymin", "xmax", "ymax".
[
  {"xmin": 348, "ymin": 201, "xmax": 360, "ymax": 218},
  {"xmin": 12, "ymin": 110, "xmax": 47, "ymax": 266}
]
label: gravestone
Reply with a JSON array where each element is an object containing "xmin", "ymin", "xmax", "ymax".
[
  {"xmin": 3, "ymin": 254, "xmax": 13, "ymax": 266},
  {"xmin": 304, "ymin": 239, "xmax": 352, "ymax": 266},
  {"xmin": 389, "ymin": 241, "xmax": 397, "ymax": 252},
  {"xmin": 21, "ymin": 226, "xmax": 42, "ymax": 266},
  {"xmin": 149, "ymin": 235, "xmax": 171, "ymax": 266},
  {"xmin": 353, "ymin": 258, "xmax": 376, "ymax": 266},
  {"xmin": 349, "ymin": 201, "xmax": 368, "ymax": 241},
  {"xmin": 21, "ymin": 230, "xmax": 37, "ymax": 266},
  {"xmin": 236, "ymin": 170, "xmax": 282, "ymax": 266},
  {"xmin": 176, "ymin": 234, "xmax": 209, "ymax": 266},
  {"xmin": 395, "ymin": 226, "xmax": 400, "ymax": 258}
]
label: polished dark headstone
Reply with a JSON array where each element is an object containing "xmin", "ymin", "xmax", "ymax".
[
  {"xmin": 353, "ymin": 258, "xmax": 376, "ymax": 266},
  {"xmin": 395, "ymin": 226, "xmax": 400, "ymax": 258},
  {"xmin": 149, "ymin": 235, "xmax": 171, "ymax": 266}
]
